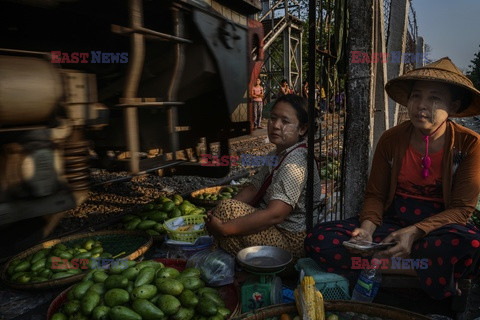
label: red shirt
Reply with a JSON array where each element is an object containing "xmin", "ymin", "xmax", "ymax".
[{"xmin": 396, "ymin": 145, "xmax": 444, "ymax": 202}]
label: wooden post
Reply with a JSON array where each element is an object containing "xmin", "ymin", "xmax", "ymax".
[{"xmin": 343, "ymin": 0, "xmax": 376, "ymax": 218}]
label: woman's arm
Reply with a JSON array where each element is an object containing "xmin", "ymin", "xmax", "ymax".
[
  {"xmin": 206, "ymin": 199, "xmax": 292, "ymax": 236},
  {"xmin": 359, "ymin": 133, "xmax": 393, "ymax": 226}
]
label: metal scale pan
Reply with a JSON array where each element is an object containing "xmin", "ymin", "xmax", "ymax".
[{"xmin": 236, "ymin": 245, "xmax": 292, "ymax": 274}]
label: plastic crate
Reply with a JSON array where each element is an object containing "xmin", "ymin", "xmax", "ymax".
[
  {"xmin": 163, "ymin": 215, "xmax": 207, "ymax": 243},
  {"xmin": 295, "ymin": 258, "xmax": 350, "ymax": 300}
]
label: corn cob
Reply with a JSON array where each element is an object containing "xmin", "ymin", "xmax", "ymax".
[
  {"xmin": 294, "ymin": 288, "xmax": 303, "ymax": 318},
  {"xmin": 315, "ymin": 290, "xmax": 325, "ymax": 320},
  {"xmin": 301, "ymin": 276, "xmax": 317, "ymax": 319}
]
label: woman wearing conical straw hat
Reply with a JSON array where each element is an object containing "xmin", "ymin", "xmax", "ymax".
[{"xmin": 306, "ymin": 57, "xmax": 480, "ymax": 299}]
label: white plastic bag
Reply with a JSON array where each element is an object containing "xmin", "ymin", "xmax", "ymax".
[{"xmin": 186, "ymin": 249, "xmax": 235, "ymax": 286}]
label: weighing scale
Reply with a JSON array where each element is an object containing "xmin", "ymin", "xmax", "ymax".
[{"xmin": 236, "ymin": 246, "xmax": 292, "ymax": 313}]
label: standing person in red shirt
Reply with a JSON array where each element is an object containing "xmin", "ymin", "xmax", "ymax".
[{"xmin": 251, "ymin": 78, "xmax": 265, "ymax": 129}]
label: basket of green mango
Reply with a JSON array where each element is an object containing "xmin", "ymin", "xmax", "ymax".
[
  {"xmin": 190, "ymin": 185, "xmax": 241, "ymax": 207},
  {"xmin": 0, "ymin": 230, "xmax": 152, "ymax": 290},
  {"xmin": 47, "ymin": 259, "xmax": 238, "ymax": 320},
  {"xmin": 122, "ymin": 194, "xmax": 207, "ymax": 241}
]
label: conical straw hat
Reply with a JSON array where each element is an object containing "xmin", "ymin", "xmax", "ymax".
[{"xmin": 385, "ymin": 57, "xmax": 480, "ymax": 117}]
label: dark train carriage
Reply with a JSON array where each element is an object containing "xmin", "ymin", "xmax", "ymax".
[{"xmin": 0, "ymin": 0, "xmax": 262, "ymax": 225}]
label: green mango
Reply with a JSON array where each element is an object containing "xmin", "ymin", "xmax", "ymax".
[
  {"xmin": 108, "ymin": 306, "xmax": 141, "ymax": 320},
  {"xmin": 136, "ymin": 260, "xmax": 163, "ymax": 270},
  {"xmin": 179, "ymin": 276, "xmax": 204, "ymax": 291},
  {"xmin": 156, "ymin": 278, "xmax": 184, "ymax": 296},
  {"xmin": 30, "ymin": 258, "xmax": 47, "ymax": 272},
  {"xmin": 154, "ymin": 223, "xmax": 165, "ymax": 233},
  {"xmin": 50, "ymin": 313, "xmax": 67, "ymax": 320},
  {"xmin": 124, "ymin": 218, "xmax": 142, "ymax": 230},
  {"xmin": 81, "ymin": 292, "xmax": 100, "ymax": 316},
  {"xmin": 149, "ymin": 211, "xmax": 169, "ymax": 223},
  {"xmin": 66, "ymin": 268, "xmax": 82, "ymax": 275},
  {"xmin": 180, "ymin": 267, "xmax": 201, "ymax": 278},
  {"xmin": 39, "ymin": 268, "xmax": 52, "ymax": 279},
  {"xmin": 31, "ymin": 249, "xmax": 49, "ymax": 264},
  {"xmin": 134, "ymin": 267, "xmax": 155, "ymax": 287},
  {"xmin": 16, "ymin": 274, "xmax": 32, "ymax": 283},
  {"xmin": 156, "ymin": 267, "xmax": 180, "ymax": 279},
  {"xmin": 157, "ymin": 294, "xmax": 181, "ymax": 315},
  {"xmin": 104, "ymin": 288, "xmax": 130, "ymax": 307},
  {"xmin": 179, "ymin": 289, "xmax": 199, "ymax": 308},
  {"xmin": 7, "ymin": 260, "xmax": 21, "ymax": 275},
  {"xmin": 122, "ymin": 266, "xmax": 141, "ymax": 281},
  {"xmin": 196, "ymin": 287, "xmax": 218, "ymax": 297},
  {"xmin": 63, "ymin": 300, "xmax": 81, "ymax": 315},
  {"xmin": 149, "ymin": 293, "xmax": 161, "ymax": 304},
  {"xmin": 73, "ymin": 280, "xmax": 94, "ymax": 300},
  {"xmin": 104, "ymin": 275, "xmax": 128, "ymax": 290},
  {"xmin": 90, "ymin": 247, "xmax": 104, "ymax": 256},
  {"xmin": 131, "ymin": 284, "xmax": 158, "ymax": 300},
  {"xmin": 86, "ymin": 283, "xmax": 105, "ymax": 296},
  {"xmin": 92, "ymin": 270, "xmax": 108, "ymax": 283},
  {"xmin": 171, "ymin": 307, "xmax": 195, "ymax": 320},
  {"xmin": 196, "ymin": 299, "xmax": 218, "ymax": 317},
  {"xmin": 83, "ymin": 239, "xmax": 96, "ymax": 251},
  {"xmin": 162, "ymin": 201, "xmax": 176, "ymax": 212},
  {"xmin": 91, "ymin": 305, "xmax": 110, "ymax": 320},
  {"xmin": 31, "ymin": 276, "xmax": 48, "ymax": 283},
  {"xmin": 173, "ymin": 194, "xmax": 183, "ymax": 206},
  {"xmin": 137, "ymin": 220, "xmax": 157, "ymax": 230},
  {"xmin": 170, "ymin": 208, "xmax": 182, "ymax": 218},
  {"xmin": 217, "ymin": 307, "xmax": 231, "ymax": 318},
  {"xmin": 201, "ymin": 292, "xmax": 225, "ymax": 308},
  {"xmin": 74, "ymin": 252, "xmax": 92, "ymax": 260},
  {"xmin": 146, "ymin": 229, "xmax": 160, "ymax": 236},
  {"xmin": 132, "ymin": 298, "xmax": 165, "ymax": 320},
  {"xmin": 51, "ymin": 271, "xmax": 72, "ymax": 280},
  {"xmin": 13, "ymin": 261, "xmax": 30, "ymax": 273},
  {"xmin": 54, "ymin": 244, "xmax": 67, "ymax": 251}
]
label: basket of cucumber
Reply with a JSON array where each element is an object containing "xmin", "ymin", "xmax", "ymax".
[
  {"xmin": 0, "ymin": 230, "xmax": 152, "ymax": 290},
  {"xmin": 190, "ymin": 185, "xmax": 242, "ymax": 207}
]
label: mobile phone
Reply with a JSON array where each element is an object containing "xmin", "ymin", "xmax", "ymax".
[{"xmin": 342, "ymin": 240, "xmax": 396, "ymax": 251}]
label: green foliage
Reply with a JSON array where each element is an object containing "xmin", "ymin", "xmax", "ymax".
[{"xmin": 467, "ymin": 45, "xmax": 480, "ymax": 90}]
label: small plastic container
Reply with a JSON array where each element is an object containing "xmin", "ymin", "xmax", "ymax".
[{"xmin": 295, "ymin": 257, "xmax": 350, "ymax": 300}]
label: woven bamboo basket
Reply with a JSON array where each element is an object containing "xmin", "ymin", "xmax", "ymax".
[
  {"xmin": 47, "ymin": 258, "xmax": 241, "ymax": 319},
  {"xmin": 232, "ymin": 301, "xmax": 431, "ymax": 320},
  {"xmin": 1, "ymin": 230, "xmax": 152, "ymax": 290}
]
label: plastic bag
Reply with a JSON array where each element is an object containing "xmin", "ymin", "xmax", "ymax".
[{"xmin": 186, "ymin": 249, "xmax": 235, "ymax": 286}]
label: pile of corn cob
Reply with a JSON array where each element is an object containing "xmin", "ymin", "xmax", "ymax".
[{"xmin": 294, "ymin": 276, "xmax": 325, "ymax": 320}]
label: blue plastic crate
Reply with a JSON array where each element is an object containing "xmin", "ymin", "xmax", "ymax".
[{"xmin": 295, "ymin": 258, "xmax": 350, "ymax": 300}]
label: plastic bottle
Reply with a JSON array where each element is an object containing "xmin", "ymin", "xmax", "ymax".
[{"xmin": 351, "ymin": 266, "xmax": 382, "ymax": 302}]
